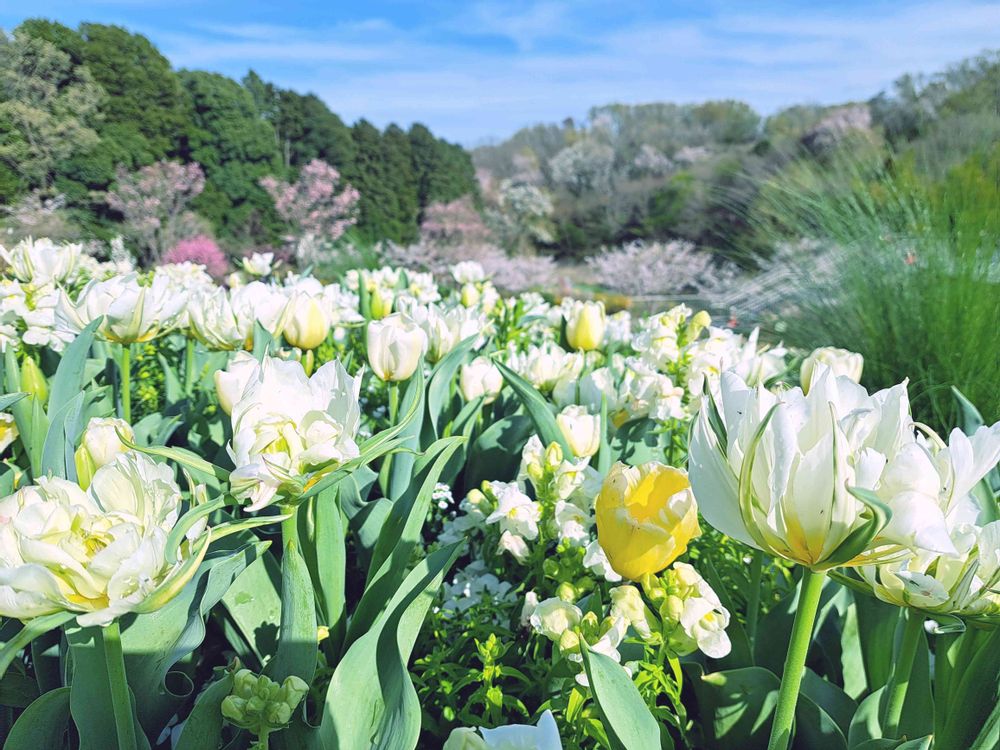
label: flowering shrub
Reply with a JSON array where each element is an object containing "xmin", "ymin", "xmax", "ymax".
[
  {"xmin": 260, "ymin": 159, "xmax": 360, "ymax": 262},
  {"xmin": 163, "ymin": 235, "xmax": 228, "ymax": 277},
  {"xmin": 0, "ymin": 237, "xmax": 998, "ymax": 750}
]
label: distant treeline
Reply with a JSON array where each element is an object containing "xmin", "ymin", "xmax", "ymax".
[{"xmin": 0, "ymin": 20, "xmax": 478, "ymax": 247}]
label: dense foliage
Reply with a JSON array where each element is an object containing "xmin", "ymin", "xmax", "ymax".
[{"xmin": 0, "ymin": 21, "xmax": 478, "ymax": 248}]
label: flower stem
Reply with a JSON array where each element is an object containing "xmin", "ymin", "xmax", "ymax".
[
  {"xmin": 767, "ymin": 567, "xmax": 827, "ymax": 750},
  {"xmin": 882, "ymin": 609, "xmax": 923, "ymax": 739},
  {"xmin": 746, "ymin": 549, "xmax": 764, "ymax": 644},
  {"xmin": 184, "ymin": 337, "xmax": 196, "ymax": 395},
  {"xmin": 119, "ymin": 344, "xmax": 131, "ymax": 423},
  {"xmin": 280, "ymin": 504, "xmax": 299, "ymax": 552},
  {"xmin": 101, "ymin": 621, "xmax": 138, "ymax": 750},
  {"xmin": 378, "ymin": 382, "xmax": 400, "ymax": 493}
]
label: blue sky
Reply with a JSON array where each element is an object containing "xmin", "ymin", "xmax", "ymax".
[{"xmin": 2, "ymin": 1, "xmax": 999, "ymax": 145}]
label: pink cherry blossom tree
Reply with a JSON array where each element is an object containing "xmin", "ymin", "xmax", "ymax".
[
  {"xmin": 419, "ymin": 197, "xmax": 492, "ymax": 246},
  {"xmin": 260, "ymin": 159, "xmax": 360, "ymax": 261},
  {"xmin": 106, "ymin": 160, "xmax": 206, "ymax": 264}
]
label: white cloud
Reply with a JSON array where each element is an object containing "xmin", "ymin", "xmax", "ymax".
[{"xmin": 147, "ymin": 0, "xmax": 1000, "ymax": 144}]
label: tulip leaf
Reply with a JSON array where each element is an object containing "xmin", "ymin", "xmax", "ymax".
[
  {"xmin": 301, "ymin": 485, "xmax": 347, "ymax": 647},
  {"xmin": 0, "ymin": 392, "xmax": 26, "ymax": 411},
  {"xmin": 221, "ymin": 552, "xmax": 282, "ymax": 667},
  {"xmin": 0, "ymin": 611, "xmax": 76, "ymax": 679},
  {"xmin": 3, "ymin": 686, "xmax": 71, "ymax": 750},
  {"xmin": 427, "ymin": 334, "xmax": 478, "ymax": 438},
  {"xmin": 40, "ymin": 390, "xmax": 85, "ymax": 481},
  {"xmin": 47, "ymin": 317, "xmax": 101, "ymax": 420},
  {"xmin": 319, "ymin": 542, "xmax": 461, "ymax": 750},
  {"xmin": 596, "ymin": 394, "xmax": 612, "ymax": 474},
  {"xmin": 252, "ymin": 320, "xmax": 277, "ymax": 360},
  {"xmin": 121, "ymin": 541, "xmax": 266, "ymax": 735},
  {"xmin": 350, "ymin": 436, "xmax": 466, "ymax": 646},
  {"xmin": 579, "ymin": 646, "xmax": 661, "ymax": 750},
  {"xmin": 118, "ymin": 430, "xmax": 231, "ymax": 486},
  {"xmin": 387, "ymin": 366, "xmax": 426, "ymax": 501},
  {"xmin": 438, "ymin": 396, "xmax": 482, "ymax": 487},
  {"xmin": 67, "ymin": 625, "xmax": 152, "ymax": 750},
  {"xmin": 0, "ymin": 668, "xmax": 39, "ymax": 707},
  {"xmin": 935, "ymin": 626, "xmax": 1000, "ymax": 750},
  {"xmin": 264, "ymin": 532, "xmax": 317, "ymax": 687},
  {"xmin": 689, "ymin": 664, "xmax": 779, "ymax": 749},
  {"xmin": 464, "ymin": 413, "xmax": 534, "ymax": 491},
  {"xmin": 495, "ymin": 360, "xmax": 571, "ymax": 456},
  {"xmin": 174, "ymin": 671, "xmax": 235, "ymax": 750}
]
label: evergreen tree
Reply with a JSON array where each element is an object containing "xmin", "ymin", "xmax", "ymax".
[
  {"xmin": 178, "ymin": 70, "xmax": 282, "ymax": 243},
  {"xmin": 381, "ymin": 124, "xmax": 419, "ymax": 243}
]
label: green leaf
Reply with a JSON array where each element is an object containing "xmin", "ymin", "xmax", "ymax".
[
  {"xmin": 0, "ymin": 669, "xmax": 39, "ymax": 708},
  {"xmin": 300, "ymin": 485, "xmax": 347, "ymax": 647},
  {"xmin": 464, "ymin": 414, "xmax": 534, "ymax": 491},
  {"xmin": 690, "ymin": 664, "xmax": 779, "ymax": 750},
  {"xmin": 596, "ymin": 395, "xmax": 612, "ymax": 475},
  {"xmin": 495, "ymin": 360, "xmax": 570, "ymax": 455},
  {"xmin": 67, "ymin": 626, "xmax": 151, "ymax": 750},
  {"xmin": 121, "ymin": 542, "xmax": 265, "ymax": 735},
  {"xmin": 387, "ymin": 368, "xmax": 427, "ymax": 501},
  {"xmin": 0, "ymin": 612, "xmax": 76, "ymax": 679},
  {"xmin": 427, "ymin": 335, "xmax": 478, "ymax": 438},
  {"xmin": 220, "ymin": 553, "xmax": 281, "ymax": 668},
  {"xmin": 174, "ymin": 671, "xmax": 235, "ymax": 750},
  {"xmin": 117, "ymin": 434, "xmax": 230, "ymax": 487},
  {"xmin": 0, "ymin": 392, "xmax": 26, "ymax": 411},
  {"xmin": 319, "ymin": 543, "xmax": 461, "ymax": 750},
  {"xmin": 349, "ymin": 437, "xmax": 466, "ymax": 646},
  {"xmin": 935, "ymin": 627, "xmax": 1000, "ymax": 750},
  {"xmin": 798, "ymin": 669, "xmax": 856, "ymax": 749},
  {"xmin": 579, "ymin": 646, "xmax": 661, "ymax": 750},
  {"xmin": 47, "ymin": 318, "xmax": 101, "ymax": 419},
  {"xmin": 263, "ymin": 530, "xmax": 317, "ymax": 687},
  {"xmin": 253, "ymin": 320, "xmax": 277, "ymax": 360},
  {"xmin": 41, "ymin": 391, "xmax": 85, "ymax": 481},
  {"xmin": 4, "ymin": 686, "xmax": 71, "ymax": 750}
]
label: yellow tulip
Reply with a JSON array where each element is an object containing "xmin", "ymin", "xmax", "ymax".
[{"xmin": 595, "ymin": 461, "xmax": 701, "ymax": 581}]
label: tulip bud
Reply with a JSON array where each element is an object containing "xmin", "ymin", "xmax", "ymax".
[
  {"xmin": 595, "ymin": 461, "xmax": 701, "ymax": 581},
  {"xmin": 556, "ymin": 405, "xmax": 601, "ymax": 458},
  {"xmin": 459, "ymin": 357, "xmax": 503, "ymax": 403},
  {"xmin": 801, "ymin": 347, "xmax": 863, "ymax": 393},
  {"xmin": 565, "ymin": 301, "xmax": 606, "ymax": 352},
  {"xmin": 366, "ymin": 313, "xmax": 427, "ymax": 382},
  {"xmin": 214, "ymin": 351, "xmax": 260, "ymax": 416},
  {"xmin": 284, "ymin": 294, "xmax": 331, "ymax": 350},
  {"xmin": 444, "ymin": 727, "xmax": 489, "ymax": 750},
  {"xmin": 369, "ymin": 284, "xmax": 394, "ymax": 320},
  {"xmin": 460, "ymin": 282, "xmax": 481, "ymax": 308},
  {"xmin": 19, "ymin": 357, "xmax": 48, "ymax": 404},
  {"xmin": 74, "ymin": 417, "xmax": 134, "ymax": 489}
]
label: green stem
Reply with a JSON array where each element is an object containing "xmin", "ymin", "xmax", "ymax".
[
  {"xmin": 119, "ymin": 344, "xmax": 131, "ymax": 423},
  {"xmin": 184, "ymin": 337, "xmax": 196, "ymax": 395},
  {"xmin": 882, "ymin": 609, "xmax": 924, "ymax": 739},
  {"xmin": 100, "ymin": 621, "xmax": 138, "ymax": 750},
  {"xmin": 746, "ymin": 549, "xmax": 764, "ymax": 645},
  {"xmin": 281, "ymin": 504, "xmax": 299, "ymax": 552},
  {"xmin": 254, "ymin": 727, "xmax": 271, "ymax": 750},
  {"xmin": 378, "ymin": 382, "xmax": 400, "ymax": 493},
  {"xmin": 767, "ymin": 567, "xmax": 827, "ymax": 750}
]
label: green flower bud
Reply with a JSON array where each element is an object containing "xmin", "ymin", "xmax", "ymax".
[
  {"xmin": 556, "ymin": 582, "xmax": 576, "ymax": 602},
  {"xmin": 19, "ymin": 357, "xmax": 48, "ymax": 404}
]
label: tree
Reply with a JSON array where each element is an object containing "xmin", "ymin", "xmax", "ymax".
[
  {"xmin": 178, "ymin": 70, "xmax": 282, "ymax": 243},
  {"xmin": 105, "ymin": 160, "xmax": 206, "ymax": 262},
  {"xmin": 347, "ymin": 119, "xmax": 399, "ymax": 243},
  {"xmin": 260, "ymin": 158, "xmax": 359, "ymax": 260},
  {"xmin": 381, "ymin": 124, "xmax": 420, "ymax": 243},
  {"xmin": 409, "ymin": 123, "xmax": 477, "ymax": 208},
  {"xmin": 0, "ymin": 30, "xmax": 103, "ymax": 189}
]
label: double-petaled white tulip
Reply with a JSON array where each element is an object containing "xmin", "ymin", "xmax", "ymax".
[
  {"xmin": 214, "ymin": 351, "xmax": 260, "ymax": 416},
  {"xmin": 801, "ymin": 347, "xmax": 863, "ymax": 394},
  {"xmin": 688, "ymin": 366, "xmax": 956, "ymax": 570},
  {"xmin": 0, "ymin": 451, "xmax": 208, "ymax": 626},
  {"xmin": 366, "ymin": 313, "xmax": 427, "ymax": 382},
  {"xmin": 227, "ymin": 356, "xmax": 362, "ymax": 511},
  {"xmin": 57, "ymin": 272, "xmax": 185, "ymax": 344},
  {"xmin": 858, "ymin": 423, "xmax": 1000, "ymax": 618},
  {"xmin": 74, "ymin": 417, "xmax": 134, "ymax": 489},
  {"xmin": 400, "ymin": 301, "xmax": 483, "ymax": 363},
  {"xmin": 1, "ymin": 237, "xmax": 81, "ymax": 288}
]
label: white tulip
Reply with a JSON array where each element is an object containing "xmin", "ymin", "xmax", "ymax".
[
  {"xmin": 227, "ymin": 356, "xmax": 362, "ymax": 511},
  {"xmin": 230, "ymin": 282, "xmax": 293, "ymax": 349},
  {"xmin": 565, "ymin": 300, "xmax": 606, "ymax": 352},
  {"xmin": 242, "ymin": 252, "xmax": 274, "ymax": 277},
  {"xmin": 801, "ymin": 347, "xmax": 863, "ymax": 393},
  {"xmin": 460, "ymin": 357, "xmax": 503, "ymax": 403},
  {"xmin": 688, "ymin": 366, "xmax": 956, "ymax": 569},
  {"xmin": 366, "ymin": 313, "xmax": 427, "ymax": 382},
  {"xmin": 451, "ymin": 261, "xmax": 486, "ymax": 284},
  {"xmin": 214, "ymin": 351, "xmax": 260, "ymax": 416},
  {"xmin": 283, "ymin": 292, "xmax": 331, "ymax": 350},
  {"xmin": 1, "ymin": 237, "xmax": 81, "ymax": 288},
  {"xmin": 74, "ymin": 417, "xmax": 134, "ymax": 488},
  {"xmin": 556, "ymin": 404, "xmax": 601, "ymax": 458},
  {"xmin": 57, "ymin": 272, "xmax": 185, "ymax": 344},
  {"xmin": 0, "ymin": 451, "xmax": 207, "ymax": 626}
]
